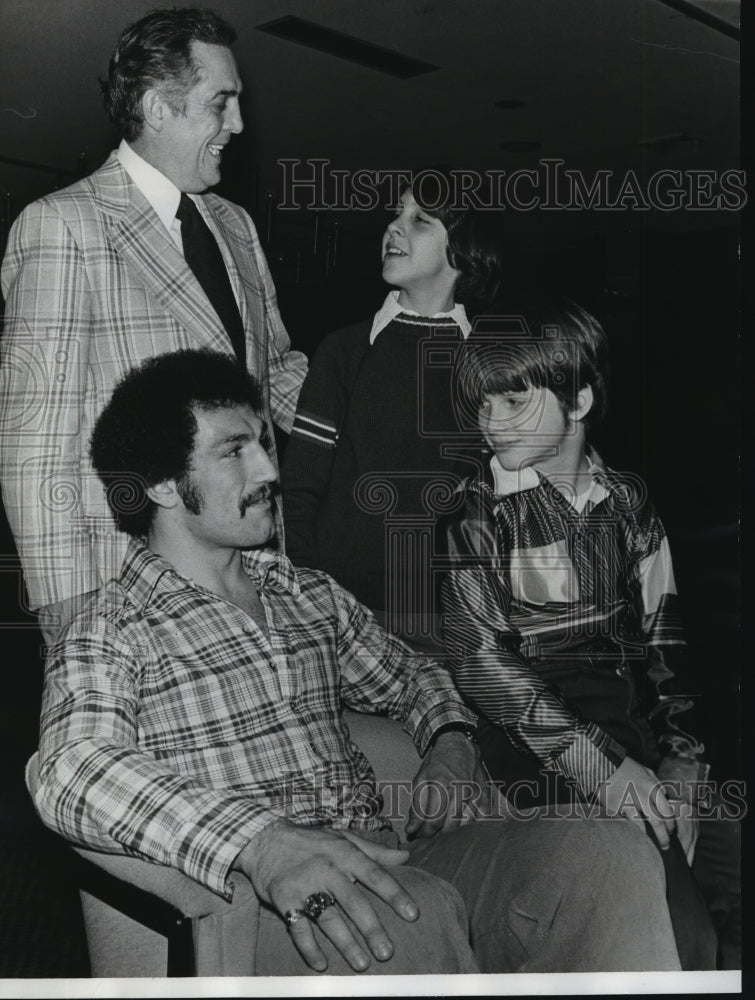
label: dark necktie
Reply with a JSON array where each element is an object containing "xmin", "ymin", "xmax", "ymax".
[{"xmin": 176, "ymin": 194, "xmax": 246, "ymax": 367}]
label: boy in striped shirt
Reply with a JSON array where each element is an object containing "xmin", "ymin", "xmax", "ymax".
[{"xmin": 442, "ymin": 297, "xmax": 739, "ymax": 968}]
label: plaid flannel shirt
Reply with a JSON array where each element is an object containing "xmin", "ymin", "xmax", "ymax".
[{"xmin": 37, "ymin": 540, "xmax": 475, "ymax": 898}]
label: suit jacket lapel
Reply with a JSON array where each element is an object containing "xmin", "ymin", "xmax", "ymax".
[
  {"xmin": 201, "ymin": 196, "xmax": 266, "ymax": 355},
  {"xmin": 94, "ymin": 156, "xmax": 233, "ymax": 355}
]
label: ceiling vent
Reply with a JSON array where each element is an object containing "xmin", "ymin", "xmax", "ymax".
[{"xmin": 255, "ymin": 16, "xmax": 439, "ymax": 78}]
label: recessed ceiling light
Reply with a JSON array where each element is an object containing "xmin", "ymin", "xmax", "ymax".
[
  {"xmin": 499, "ymin": 141, "xmax": 541, "ymax": 152},
  {"xmin": 495, "ymin": 100, "xmax": 525, "ymax": 110}
]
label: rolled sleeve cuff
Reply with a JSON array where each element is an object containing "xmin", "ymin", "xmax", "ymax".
[
  {"xmin": 408, "ymin": 701, "xmax": 479, "ymax": 756},
  {"xmin": 551, "ymin": 723, "xmax": 625, "ymax": 798},
  {"xmin": 182, "ymin": 806, "xmax": 279, "ymax": 900}
]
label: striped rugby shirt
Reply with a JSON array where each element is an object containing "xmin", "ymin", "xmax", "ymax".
[
  {"xmin": 36, "ymin": 539, "xmax": 475, "ymax": 898},
  {"xmin": 441, "ymin": 451, "xmax": 705, "ymax": 797}
]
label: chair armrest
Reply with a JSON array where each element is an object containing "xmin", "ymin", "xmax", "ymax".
[
  {"xmin": 343, "ymin": 709, "xmax": 422, "ymax": 783},
  {"xmin": 342, "ymin": 709, "xmax": 422, "ymax": 835},
  {"xmin": 25, "ymin": 710, "xmax": 422, "ymax": 918},
  {"xmin": 25, "ymin": 751, "xmax": 255, "ymax": 919},
  {"xmin": 71, "ymin": 845, "xmax": 257, "ymax": 919}
]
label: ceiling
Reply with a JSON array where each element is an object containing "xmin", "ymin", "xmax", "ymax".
[{"xmin": 0, "ymin": 0, "xmax": 741, "ymax": 247}]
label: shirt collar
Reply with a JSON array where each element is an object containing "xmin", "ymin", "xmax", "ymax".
[
  {"xmin": 117, "ymin": 140, "xmax": 183, "ymax": 233},
  {"xmin": 489, "ymin": 447, "xmax": 609, "ymax": 510},
  {"xmin": 241, "ymin": 547, "xmax": 301, "ymax": 596},
  {"xmin": 118, "ymin": 538, "xmax": 177, "ymax": 611},
  {"xmin": 119, "ymin": 537, "xmax": 301, "ymax": 612},
  {"xmin": 369, "ymin": 290, "xmax": 471, "ymax": 344}
]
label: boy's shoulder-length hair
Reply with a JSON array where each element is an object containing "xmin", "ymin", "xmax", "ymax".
[
  {"xmin": 407, "ymin": 168, "xmax": 504, "ymax": 312},
  {"xmin": 453, "ymin": 297, "xmax": 609, "ymax": 430}
]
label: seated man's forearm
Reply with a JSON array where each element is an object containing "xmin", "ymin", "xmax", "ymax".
[{"xmin": 37, "ymin": 737, "xmax": 277, "ymax": 898}]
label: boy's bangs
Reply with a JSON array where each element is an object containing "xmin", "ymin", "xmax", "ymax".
[{"xmin": 458, "ymin": 341, "xmax": 548, "ymax": 408}]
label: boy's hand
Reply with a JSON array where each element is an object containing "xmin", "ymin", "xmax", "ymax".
[
  {"xmin": 672, "ymin": 813, "xmax": 699, "ymax": 866},
  {"xmin": 598, "ymin": 756, "xmax": 677, "ymax": 850},
  {"xmin": 656, "ymin": 755, "xmax": 705, "ymax": 865}
]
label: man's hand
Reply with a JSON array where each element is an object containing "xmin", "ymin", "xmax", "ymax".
[
  {"xmin": 235, "ymin": 819, "xmax": 418, "ymax": 972},
  {"xmin": 405, "ymin": 731, "xmax": 494, "ymax": 839},
  {"xmin": 598, "ymin": 756, "xmax": 678, "ymax": 851}
]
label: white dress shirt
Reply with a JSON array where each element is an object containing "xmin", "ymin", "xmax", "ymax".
[{"xmin": 117, "ymin": 141, "xmax": 185, "ymax": 249}]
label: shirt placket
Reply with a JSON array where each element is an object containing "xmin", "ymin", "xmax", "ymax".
[
  {"xmin": 256, "ymin": 587, "xmax": 336, "ymax": 812},
  {"xmin": 257, "ymin": 589, "xmax": 294, "ymax": 701}
]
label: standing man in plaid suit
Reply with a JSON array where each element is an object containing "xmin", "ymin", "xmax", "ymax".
[{"xmin": 0, "ymin": 8, "xmax": 307, "ymax": 643}]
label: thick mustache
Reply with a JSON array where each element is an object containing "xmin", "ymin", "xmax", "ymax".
[{"xmin": 239, "ymin": 484, "xmax": 274, "ymax": 515}]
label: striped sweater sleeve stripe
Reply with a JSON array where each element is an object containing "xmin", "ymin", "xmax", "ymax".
[{"xmin": 291, "ymin": 409, "xmax": 338, "ymax": 447}]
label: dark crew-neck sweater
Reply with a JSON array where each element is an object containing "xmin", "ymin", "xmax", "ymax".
[{"xmin": 281, "ymin": 313, "xmax": 475, "ymax": 612}]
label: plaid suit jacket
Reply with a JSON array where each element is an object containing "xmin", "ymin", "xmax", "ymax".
[{"xmin": 0, "ymin": 153, "xmax": 308, "ymax": 609}]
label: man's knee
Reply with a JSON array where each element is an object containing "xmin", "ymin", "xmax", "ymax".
[
  {"xmin": 392, "ymin": 865, "xmax": 468, "ymax": 925},
  {"xmin": 408, "ymin": 813, "xmax": 666, "ymax": 892},
  {"xmin": 578, "ymin": 816, "xmax": 668, "ymax": 887},
  {"xmin": 255, "ymin": 866, "xmax": 477, "ymax": 975},
  {"xmin": 551, "ymin": 813, "xmax": 665, "ymax": 875},
  {"xmin": 381, "ymin": 866, "xmax": 478, "ymax": 973}
]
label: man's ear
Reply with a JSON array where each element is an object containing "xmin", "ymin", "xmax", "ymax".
[
  {"xmin": 570, "ymin": 384, "xmax": 594, "ymax": 424},
  {"xmin": 141, "ymin": 87, "xmax": 170, "ymax": 133},
  {"xmin": 147, "ymin": 480, "xmax": 180, "ymax": 510}
]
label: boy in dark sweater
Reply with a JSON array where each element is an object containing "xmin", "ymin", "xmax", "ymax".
[{"xmin": 281, "ymin": 177, "xmax": 501, "ymax": 650}]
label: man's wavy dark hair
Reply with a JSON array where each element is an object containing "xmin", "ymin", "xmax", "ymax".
[
  {"xmin": 101, "ymin": 7, "xmax": 236, "ymax": 141},
  {"xmin": 90, "ymin": 349, "xmax": 261, "ymax": 537}
]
